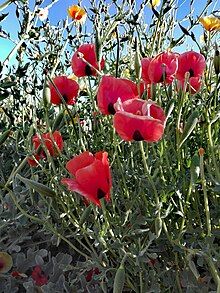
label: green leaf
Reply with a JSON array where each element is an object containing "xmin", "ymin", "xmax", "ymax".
[
  {"xmin": 113, "ymin": 265, "xmax": 125, "ymax": 293},
  {"xmin": 178, "ymin": 110, "xmax": 200, "ymax": 148},
  {"xmin": 179, "ymin": 24, "xmax": 190, "ymax": 36},
  {"xmin": 16, "ymin": 174, "xmax": 56, "ymax": 197},
  {"xmin": 0, "ymin": 129, "xmax": 11, "ymax": 146},
  {"xmin": 0, "ymin": 13, "xmax": 8, "ymax": 22}
]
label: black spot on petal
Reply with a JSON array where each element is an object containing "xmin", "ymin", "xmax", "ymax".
[
  {"xmin": 189, "ymin": 68, "xmax": 194, "ymax": 77},
  {"xmin": 97, "ymin": 188, "xmax": 106, "ymax": 199},
  {"xmin": 133, "ymin": 130, "xmax": 144, "ymax": 141},
  {"xmin": 85, "ymin": 65, "xmax": 93, "ymax": 76},
  {"xmin": 63, "ymin": 94, "xmax": 68, "ymax": 102},
  {"xmin": 108, "ymin": 103, "xmax": 116, "ymax": 115}
]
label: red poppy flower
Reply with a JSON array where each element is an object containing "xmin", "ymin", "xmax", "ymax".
[
  {"xmin": 97, "ymin": 75, "xmax": 144, "ymax": 115},
  {"xmin": 177, "ymin": 76, "xmax": 202, "ymax": 94},
  {"xmin": 49, "ymin": 76, "xmax": 79, "ymax": 105},
  {"xmin": 113, "ymin": 99, "xmax": 166, "ymax": 142},
  {"xmin": 11, "ymin": 271, "xmax": 27, "ymax": 278},
  {"xmin": 27, "ymin": 131, "xmax": 64, "ymax": 166},
  {"xmin": 61, "ymin": 151, "xmax": 112, "ymax": 206},
  {"xmin": 148, "ymin": 51, "xmax": 178, "ymax": 84},
  {"xmin": 141, "ymin": 57, "xmax": 152, "ymax": 85},
  {"xmin": 176, "ymin": 51, "xmax": 206, "ymax": 80},
  {"xmin": 71, "ymin": 44, "xmax": 105, "ymax": 77},
  {"xmin": 31, "ymin": 265, "xmax": 48, "ymax": 286},
  {"xmin": 86, "ymin": 268, "xmax": 100, "ymax": 282}
]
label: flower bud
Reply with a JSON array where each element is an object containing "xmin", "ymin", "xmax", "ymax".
[{"xmin": 214, "ymin": 44, "xmax": 220, "ymax": 75}]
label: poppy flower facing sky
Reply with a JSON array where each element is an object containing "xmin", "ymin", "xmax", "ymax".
[
  {"xmin": 97, "ymin": 75, "xmax": 144, "ymax": 115},
  {"xmin": 176, "ymin": 51, "xmax": 206, "ymax": 94},
  {"xmin": 71, "ymin": 44, "xmax": 105, "ymax": 77},
  {"xmin": 61, "ymin": 151, "xmax": 112, "ymax": 206},
  {"xmin": 176, "ymin": 51, "xmax": 206, "ymax": 80},
  {"xmin": 28, "ymin": 131, "xmax": 64, "ymax": 166},
  {"xmin": 113, "ymin": 99, "xmax": 166, "ymax": 142},
  {"xmin": 50, "ymin": 76, "xmax": 79, "ymax": 105},
  {"xmin": 148, "ymin": 51, "xmax": 178, "ymax": 84}
]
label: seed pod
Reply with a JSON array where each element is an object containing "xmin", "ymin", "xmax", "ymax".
[
  {"xmin": 134, "ymin": 38, "xmax": 142, "ymax": 81},
  {"xmin": 78, "ymin": 205, "xmax": 92, "ymax": 226},
  {"xmin": 113, "ymin": 264, "xmax": 125, "ymax": 293},
  {"xmin": 214, "ymin": 44, "xmax": 220, "ymax": 75},
  {"xmin": 42, "ymin": 78, "xmax": 50, "ymax": 107},
  {"xmin": 190, "ymin": 154, "xmax": 200, "ymax": 192},
  {"xmin": 52, "ymin": 110, "xmax": 64, "ymax": 132},
  {"xmin": 155, "ymin": 215, "xmax": 163, "ymax": 238},
  {"xmin": 0, "ymin": 129, "xmax": 11, "ymax": 146},
  {"xmin": 178, "ymin": 110, "xmax": 200, "ymax": 148},
  {"xmin": 17, "ymin": 174, "xmax": 56, "ymax": 197}
]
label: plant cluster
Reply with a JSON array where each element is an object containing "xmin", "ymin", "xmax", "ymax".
[{"xmin": 0, "ymin": 0, "xmax": 220, "ymax": 292}]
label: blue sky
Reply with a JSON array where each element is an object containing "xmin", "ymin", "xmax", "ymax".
[{"xmin": 0, "ymin": 0, "xmax": 219, "ymax": 63}]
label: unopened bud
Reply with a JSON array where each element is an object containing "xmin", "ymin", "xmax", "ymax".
[
  {"xmin": 214, "ymin": 44, "xmax": 220, "ymax": 75},
  {"xmin": 198, "ymin": 148, "xmax": 205, "ymax": 157}
]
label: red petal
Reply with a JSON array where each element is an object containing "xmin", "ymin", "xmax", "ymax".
[
  {"xmin": 66, "ymin": 151, "xmax": 95, "ymax": 176},
  {"xmin": 71, "ymin": 44, "xmax": 105, "ymax": 77},
  {"xmin": 148, "ymin": 52, "xmax": 178, "ymax": 84},
  {"xmin": 50, "ymin": 76, "xmax": 79, "ymax": 105},
  {"xmin": 176, "ymin": 51, "xmax": 206, "ymax": 80},
  {"xmin": 141, "ymin": 57, "xmax": 152, "ymax": 85},
  {"xmin": 114, "ymin": 112, "xmax": 164, "ymax": 142},
  {"xmin": 97, "ymin": 75, "xmax": 140, "ymax": 115},
  {"xmin": 75, "ymin": 160, "xmax": 110, "ymax": 203}
]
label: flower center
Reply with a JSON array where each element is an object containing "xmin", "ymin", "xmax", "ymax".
[
  {"xmin": 85, "ymin": 64, "xmax": 92, "ymax": 76},
  {"xmin": 97, "ymin": 188, "xmax": 106, "ymax": 199},
  {"xmin": 108, "ymin": 103, "xmax": 116, "ymax": 115},
  {"xmin": 133, "ymin": 130, "xmax": 144, "ymax": 141},
  {"xmin": 188, "ymin": 68, "xmax": 194, "ymax": 77}
]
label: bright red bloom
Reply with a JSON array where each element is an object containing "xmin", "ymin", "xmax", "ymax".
[
  {"xmin": 11, "ymin": 271, "xmax": 27, "ymax": 278},
  {"xmin": 97, "ymin": 75, "xmax": 144, "ymax": 115},
  {"xmin": 141, "ymin": 57, "xmax": 152, "ymax": 85},
  {"xmin": 148, "ymin": 51, "xmax": 178, "ymax": 84},
  {"xmin": 27, "ymin": 131, "xmax": 64, "ymax": 166},
  {"xmin": 178, "ymin": 76, "xmax": 202, "ymax": 94},
  {"xmin": 176, "ymin": 51, "xmax": 206, "ymax": 80},
  {"xmin": 113, "ymin": 99, "xmax": 166, "ymax": 142},
  {"xmin": 86, "ymin": 268, "xmax": 100, "ymax": 282},
  {"xmin": 31, "ymin": 265, "xmax": 48, "ymax": 286},
  {"xmin": 61, "ymin": 151, "xmax": 112, "ymax": 206},
  {"xmin": 50, "ymin": 76, "xmax": 79, "ymax": 105},
  {"xmin": 71, "ymin": 44, "xmax": 105, "ymax": 77}
]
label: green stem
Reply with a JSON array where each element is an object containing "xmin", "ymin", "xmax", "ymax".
[
  {"xmin": 139, "ymin": 141, "xmax": 160, "ymax": 206},
  {"xmin": 199, "ymin": 152, "xmax": 211, "ymax": 236}
]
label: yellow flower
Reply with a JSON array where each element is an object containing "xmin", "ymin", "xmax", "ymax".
[
  {"xmin": 149, "ymin": 0, "xmax": 160, "ymax": 8},
  {"xmin": 199, "ymin": 15, "xmax": 220, "ymax": 31},
  {"xmin": 67, "ymin": 5, "xmax": 86, "ymax": 23},
  {"xmin": 0, "ymin": 252, "xmax": 13, "ymax": 273},
  {"xmin": 122, "ymin": 68, "xmax": 131, "ymax": 78},
  {"xmin": 68, "ymin": 74, "xmax": 78, "ymax": 82}
]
